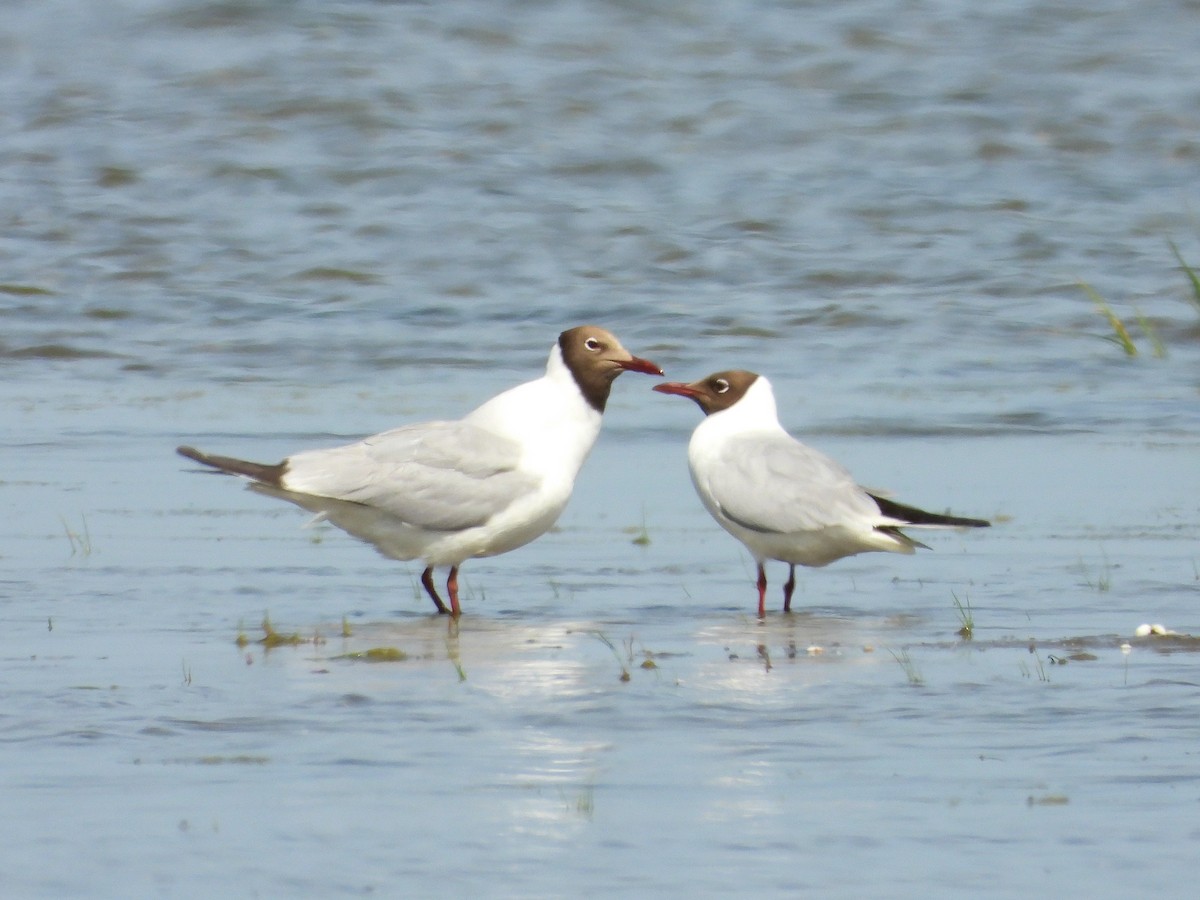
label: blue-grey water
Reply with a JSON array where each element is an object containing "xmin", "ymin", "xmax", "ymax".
[{"xmin": 3, "ymin": 1, "xmax": 1200, "ymax": 896}]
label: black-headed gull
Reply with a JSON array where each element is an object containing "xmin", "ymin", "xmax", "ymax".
[
  {"xmin": 178, "ymin": 326, "xmax": 663, "ymax": 617},
  {"xmin": 654, "ymin": 370, "xmax": 989, "ymax": 617}
]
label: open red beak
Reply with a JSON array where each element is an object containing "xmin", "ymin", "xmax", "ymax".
[
  {"xmin": 652, "ymin": 381, "xmax": 701, "ymax": 398},
  {"xmin": 617, "ymin": 355, "xmax": 664, "ymax": 377}
]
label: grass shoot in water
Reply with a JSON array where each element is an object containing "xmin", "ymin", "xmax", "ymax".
[
  {"xmin": 888, "ymin": 648, "xmax": 923, "ymax": 686},
  {"xmin": 952, "ymin": 590, "xmax": 974, "ymax": 640},
  {"xmin": 1168, "ymin": 240, "xmax": 1200, "ymax": 315},
  {"xmin": 1080, "ymin": 282, "xmax": 1138, "ymax": 355}
]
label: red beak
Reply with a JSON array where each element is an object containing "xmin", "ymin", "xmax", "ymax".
[
  {"xmin": 617, "ymin": 355, "xmax": 664, "ymax": 377},
  {"xmin": 652, "ymin": 381, "xmax": 702, "ymax": 398}
]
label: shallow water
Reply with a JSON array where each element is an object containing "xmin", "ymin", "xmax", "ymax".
[{"xmin": 4, "ymin": 0, "xmax": 1200, "ymax": 896}]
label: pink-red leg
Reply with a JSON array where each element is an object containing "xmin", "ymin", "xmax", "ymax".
[
  {"xmin": 420, "ymin": 566, "xmax": 451, "ymax": 615},
  {"xmin": 446, "ymin": 565, "xmax": 462, "ymax": 618},
  {"xmin": 783, "ymin": 565, "xmax": 796, "ymax": 613},
  {"xmin": 756, "ymin": 563, "xmax": 767, "ymax": 619}
]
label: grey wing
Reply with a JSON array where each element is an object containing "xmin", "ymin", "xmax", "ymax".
[
  {"xmin": 281, "ymin": 421, "xmax": 535, "ymax": 531},
  {"xmin": 705, "ymin": 432, "xmax": 882, "ymax": 534}
]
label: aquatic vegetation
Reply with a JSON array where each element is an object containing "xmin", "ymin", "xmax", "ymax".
[
  {"xmin": 61, "ymin": 515, "xmax": 92, "ymax": 557},
  {"xmin": 1080, "ymin": 282, "xmax": 1139, "ymax": 356},
  {"xmin": 1077, "ymin": 549, "xmax": 1113, "ymax": 593},
  {"xmin": 260, "ymin": 626, "xmax": 306, "ymax": 648},
  {"xmin": 237, "ymin": 613, "xmax": 309, "ymax": 648},
  {"xmin": 336, "ymin": 647, "xmax": 409, "ymax": 662},
  {"xmin": 625, "ymin": 508, "xmax": 652, "ymax": 546},
  {"xmin": 1021, "ymin": 644, "xmax": 1050, "ymax": 682},
  {"xmin": 1133, "ymin": 307, "xmax": 1166, "ymax": 358},
  {"xmin": 560, "ymin": 783, "xmax": 596, "ymax": 820},
  {"xmin": 586, "ymin": 633, "xmax": 665, "ymax": 680},
  {"xmin": 573, "ymin": 784, "xmax": 595, "ymax": 820},
  {"xmin": 590, "ymin": 631, "xmax": 631, "ymax": 682},
  {"xmin": 951, "ymin": 590, "xmax": 973, "ymax": 640},
  {"xmin": 888, "ymin": 648, "xmax": 923, "ymax": 685},
  {"xmin": 1080, "ymin": 243, "xmax": 1200, "ymax": 356},
  {"xmin": 1168, "ymin": 240, "xmax": 1200, "ymax": 315},
  {"xmin": 1032, "ymin": 646, "xmax": 1049, "ymax": 681}
]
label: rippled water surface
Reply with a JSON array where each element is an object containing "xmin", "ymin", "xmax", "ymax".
[{"xmin": 3, "ymin": 1, "xmax": 1200, "ymax": 896}]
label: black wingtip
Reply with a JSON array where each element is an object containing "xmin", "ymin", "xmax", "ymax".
[
  {"xmin": 175, "ymin": 445, "xmax": 287, "ymax": 485},
  {"xmin": 176, "ymin": 445, "xmax": 205, "ymax": 463},
  {"xmin": 870, "ymin": 493, "xmax": 990, "ymax": 528}
]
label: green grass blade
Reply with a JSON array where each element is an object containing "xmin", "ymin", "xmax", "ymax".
[
  {"xmin": 1133, "ymin": 306, "xmax": 1166, "ymax": 358},
  {"xmin": 1079, "ymin": 281, "xmax": 1137, "ymax": 356},
  {"xmin": 1168, "ymin": 240, "xmax": 1200, "ymax": 313}
]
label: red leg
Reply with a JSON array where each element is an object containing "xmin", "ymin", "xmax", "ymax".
[
  {"xmin": 446, "ymin": 565, "xmax": 462, "ymax": 618},
  {"xmin": 756, "ymin": 563, "xmax": 767, "ymax": 619},
  {"xmin": 420, "ymin": 566, "xmax": 450, "ymax": 615},
  {"xmin": 783, "ymin": 565, "xmax": 796, "ymax": 613}
]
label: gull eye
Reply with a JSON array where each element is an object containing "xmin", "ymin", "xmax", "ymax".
[
  {"xmin": 584, "ymin": 337, "xmax": 602, "ymax": 351},
  {"xmin": 713, "ymin": 378, "xmax": 730, "ymax": 394}
]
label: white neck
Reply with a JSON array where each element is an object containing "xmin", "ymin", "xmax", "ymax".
[
  {"xmin": 710, "ymin": 376, "xmax": 782, "ymax": 431},
  {"xmin": 465, "ymin": 343, "xmax": 604, "ymax": 474}
]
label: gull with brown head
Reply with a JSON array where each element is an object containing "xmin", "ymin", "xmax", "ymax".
[
  {"xmin": 654, "ymin": 369, "xmax": 989, "ymax": 617},
  {"xmin": 179, "ymin": 326, "xmax": 663, "ymax": 617}
]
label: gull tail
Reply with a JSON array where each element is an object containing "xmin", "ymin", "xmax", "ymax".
[
  {"xmin": 176, "ymin": 445, "xmax": 286, "ymax": 487},
  {"xmin": 869, "ymin": 494, "xmax": 990, "ymax": 529}
]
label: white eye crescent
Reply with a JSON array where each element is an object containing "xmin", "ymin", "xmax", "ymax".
[
  {"xmin": 584, "ymin": 337, "xmax": 601, "ymax": 351},
  {"xmin": 713, "ymin": 379, "xmax": 730, "ymax": 394}
]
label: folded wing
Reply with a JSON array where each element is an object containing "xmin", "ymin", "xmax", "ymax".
[
  {"xmin": 703, "ymin": 432, "xmax": 883, "ymax": 535},
  {"xmin": 283, "ymin": 421, "xmax": 536, "ymax": 532}
]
